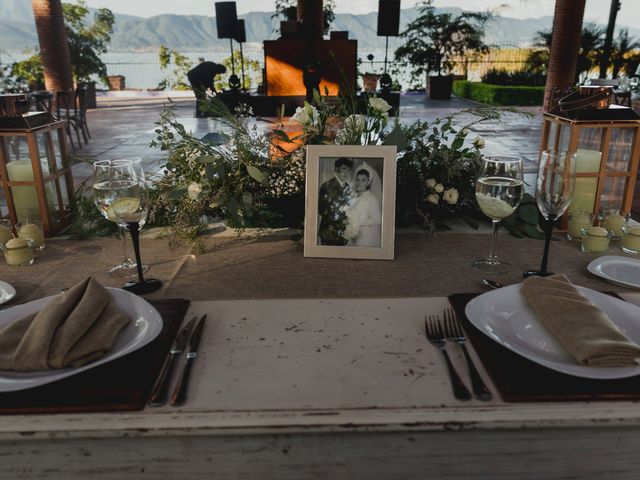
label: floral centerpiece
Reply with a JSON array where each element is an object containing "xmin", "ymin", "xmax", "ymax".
[{"xmin": 70, "ymin": 90, "xmax": 532, "ymax": 249}]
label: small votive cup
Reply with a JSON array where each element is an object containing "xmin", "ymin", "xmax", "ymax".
[
  {"xmin": 567, "ymin": 210, "xmax": 593, "ymax": 241},
  {"xmin": 600, "ymin": 209, "xmax": 628, "ymax": 239},
  {"xmin": 581, "ymin": 226, "xmax": 614, "ymax": 253},
  {"xmin": 16, "ymin": 219, "xmax": 45, "ymax": 252},
  {"xmin": 622, "ymin": 224, "xmax": 640, "ymax": 255},
  {"xmin": 0, "ymin": 237, "xmax": 34, "ymax": 266},
  {"xmin": 0, "ymin": 219, "xmax": 13, "ymax": 245}
]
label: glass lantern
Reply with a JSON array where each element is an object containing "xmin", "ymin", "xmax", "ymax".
[
  {"xmin": 0, "ymin": 117, "xmax": 74, "ymax": 236},
  {"xmin": 540, "ymin": 102, "xmax": 640, "ymax": 227}
]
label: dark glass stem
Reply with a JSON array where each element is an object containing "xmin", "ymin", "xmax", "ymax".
[
  {"xmin": 127, "ymin": 221, "xmax": 145, "ymax": 282},
  {"xmin": 538, "ymin": 216, "xmax": 554, "ymax": 275}
]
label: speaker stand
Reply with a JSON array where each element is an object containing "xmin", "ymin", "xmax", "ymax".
[
  {"xmin": 381, "ymin": 35, "xmax": 393, "ymax": 94},
  {"xmin": 229, "ymin": 38, "xmax": 239, "ymax": 92},
  {"xmin": 239, "ymin": 41, "xmax": 246, "ymax": 92}
]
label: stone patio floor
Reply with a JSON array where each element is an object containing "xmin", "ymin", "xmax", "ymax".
[{"xmin": 70, "ymin": 92, "xmax": 543, "ymax": 186}]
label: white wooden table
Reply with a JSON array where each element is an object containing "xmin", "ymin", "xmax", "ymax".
[{"xmin": 3, "ymin": 295, "xmax": 640, "ymax": 479}]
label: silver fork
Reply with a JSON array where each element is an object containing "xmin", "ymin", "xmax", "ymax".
[
  {"xmin": 425, "ymin": 315, "xmax": 472, "ymax": 401},
  {"xmin": 444, "ymin": 308, "xmax": 493, "ymax": 401}
]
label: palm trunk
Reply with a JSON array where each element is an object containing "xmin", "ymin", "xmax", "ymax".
[
  {"xmin": 32, "ymin": 0, "xmax": 73, "ymax": 92},
  {"xmin": 543, "ymin": 0, "xmax": 586, "ymax": 111},
  {"xmin": 297, "ymin": 0, "xmax": 324, "ymax": 39}
]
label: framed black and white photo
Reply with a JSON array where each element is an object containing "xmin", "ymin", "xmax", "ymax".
[{"xmin": 304, "ymin": 145, "xmax": 397, "ymax": 260}]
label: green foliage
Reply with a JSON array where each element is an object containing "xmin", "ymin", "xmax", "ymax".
[
  {"xmin": 67, "ymin": 181, "xmax": 119, "ymax": 239},
  {"xmin": 610, "ymin": 29, "xmax": 640, "ymax": 77},
  {"xmin": 502, "ymin": 193, "xmax": 545, "ymax": 239},
  {"xmin": 10, "ymin": 51, "xmax": 44, "ymax": 88},
  {"xmin": 9, "ymin": 1, "xmax": 114, "ymax": 87},
  {"xmin": 157, "ymin": 45, "xmax": 193, "ymax": 90},
  {"xmin": 395, "ymin": 0, "xmax": 490, "ymax": 83},
  {"xmin": 214, "ymin": 51, "xmax": 261, "ymax": 91},
  {"xmin": 453, "ymin": 81, "xmax": 544, "ymax": 106},
  {"xmin": 481, "ymin": 68, "xmax": 546, "ymax": 87},
  {"xmin": 62, "ymin": 0, "xmax": 115, "ymax": 83},
  {"xmin": 272, "ymin": 0, "xmax": 336, "ymax": 35}
]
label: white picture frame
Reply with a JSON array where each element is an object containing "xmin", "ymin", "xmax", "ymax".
[{"xmin": 304, "ymin": 144, "xmax": 397, "ymax": 260}]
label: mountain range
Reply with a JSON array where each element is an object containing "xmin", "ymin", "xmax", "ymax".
[{"xmin": 1, "ymin": 0, "xmax": 639, "ymax": 53}]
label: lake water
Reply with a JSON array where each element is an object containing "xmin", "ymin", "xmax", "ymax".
[{"xmin": 4, "ymin": 45, "xmax": 524, "ymax": 91}]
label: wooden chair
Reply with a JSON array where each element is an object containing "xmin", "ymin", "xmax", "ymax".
[
  {"xmin": 55, "ymin": 89, "xmax": 81, "ymax": 150},
  {"xmin": 75, "ymin": 85, "xmax": 91, "ymax": 144}
]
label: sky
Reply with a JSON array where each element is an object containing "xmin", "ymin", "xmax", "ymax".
[{"xmin": 79, "ymin": 0, "xmax": 640, "ymax": 25}]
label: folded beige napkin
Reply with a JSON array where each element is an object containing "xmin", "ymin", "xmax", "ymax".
[
  {"xmin": 0, "ymin": 277, "xmax": 131, "ymax": 371},
  {"xmin": 521, "ymin": 274, "xmax": 640, "ymax": 367}
]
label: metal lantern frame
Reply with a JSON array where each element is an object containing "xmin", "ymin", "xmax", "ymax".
[
  {"xmin": 0, "ymin": 119, "xmax": 74, "ymax": 236},
  {"xmin": 540, "ymin": 110, "xmax": 640, "ymax": 226}
]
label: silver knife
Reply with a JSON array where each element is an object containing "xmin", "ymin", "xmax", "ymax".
[
  {"xmin": 148, "ymin": 315, "xmax": 199, "ymax": 407},
  {"xmin": 171, "ymin": 314, "xmax": 207, "ymax": 407}
]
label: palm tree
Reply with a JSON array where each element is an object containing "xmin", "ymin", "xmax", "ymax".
[
  {"xmin": 31, "ymin": 0, "xmax": 73, "ymax": 91},
  {"xmin": 543, "ymin": 0, "xmax": 586, "ymax": 111},
  {"xmin": 610, "ymin": 29, "xmax": 640, "ymax": 77},
  {"xmin": 575, "ymin": 23, "xmax": 604, "ymax": 83}
]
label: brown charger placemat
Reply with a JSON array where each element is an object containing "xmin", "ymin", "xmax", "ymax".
[
  {"xmin": 449, "ymin": 293, "xmax": 640, "ymax": 402},
  {"xmin": 0, "ymin": 298, "xmax": 190, "ymax": 414}
]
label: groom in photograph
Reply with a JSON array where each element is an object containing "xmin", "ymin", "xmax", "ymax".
[{"xmin": 318, "ymin": 157, "xmax": 353, "ymax": 245}]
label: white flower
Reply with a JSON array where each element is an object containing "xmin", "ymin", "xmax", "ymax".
[
  {"xmin": 187, "ymin": 182, "xmax": 202, "ymax": 200},
  {"xmin": 427, "ymin": 194, "xmax": 439, "ymax": 205},
  {"xmin": 344, "ymin": 114, "xmax": 365, "ymax": 131},
  {"xmin": 443, "ymin": 188, "xmax": 459, "ymax": 205},
  {"xmin": 461, "ymin": 128, "xmax": 469, "ymax": 136},
  {"xmin": 472, "ymin": 136, "xmax": 486, "ymax": 149},
  {"xmin": 369, "ymin": 97, "xmax": 392, "ymax": 113},
  {"xmin": 425, "ymin": 178, "xmax": 437, "ymax": 188},
  {"xmin": 291, "ymin": 102, "xmax": 319, "ymax": 126},
  {"xmin": 434, "ymin": 183, "xmax": 444, "ymax": 193}
]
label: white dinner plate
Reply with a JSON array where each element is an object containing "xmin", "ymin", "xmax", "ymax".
[
  {"xmin": 0, "ymin": 288, "xmax": 162, "ymax": 392},
  {"xmin": 587, "ymin": 255, "xmax": 640, "ymax": 289},
  {"xmin": 0, "ymin": 280, "xmax": 16, "ymax": 305},
  {"xmin": 465, "ymin": 283, "xmax": 640, "ymax": 379}
]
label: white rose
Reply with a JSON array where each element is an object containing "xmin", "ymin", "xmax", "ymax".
[
  {"xmin": 425, "ymin": 178, "xmax": 436, "ymax": 188},
  {"xmin": 291, "ymin": 106, "xmax": 311, "ymax": 125},
  {"xmin": 472, "ymin": 136, "xmax": 486, "ymax": 149},
  {"xmin": 427, "ymin": 194, "xmax": 439, "ymax": 205},
  {"xmin": 369, "ymin": 97, "xmax": 392, "ymax": 113},
  {"xmin": 187, "ymin": 182, "xmax": 202, "ymax": 200},
  {"xmin": 461, "ymin": 128, "xmax": 469, "ymax": 136},
  {"xmin": 443, "ymin": 188, "xmax": 459, "ymax": 205},
  {"xmin": 434, "ymin": 183, "xmax": 444, "ymax": 193},
  {"xmin": 304, "ymin": 102, "xmax": 319, "ymax": 124}
]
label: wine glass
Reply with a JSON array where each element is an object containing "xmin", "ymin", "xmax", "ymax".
[
  {"xmin": 524, "ymin": 151, "xmax": 577, "ymax": 277},
  {"xmin": 109, "ymin": 160, "xmax": 162, "ymax": 295},
  {"xmin": 92, "ymin": 159, "xmax": 149, "ymax": 278},
  {"xmin": 472, "ymin": 155, "xmax": 524, "ymax": 274}
]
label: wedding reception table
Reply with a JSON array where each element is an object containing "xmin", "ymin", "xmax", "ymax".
[{"xmin": 3, "ymin": 230, "xmax": 640, "ymax": 479}]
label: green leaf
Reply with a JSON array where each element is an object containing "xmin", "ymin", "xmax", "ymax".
[
  {"xmin": 518, "ymin": 203, "xmax": 540, "ymax": 225},
  {"xmin": 272, "ymin": 129, "xmax": 291, "ymax": 142},
  {"xmin": 242, "ymin": 192, "xmax": 254, "ymax": 216},
  {"xmin": 196, "ymin": 155, "xmax": 217, "ymax": 164},
  {"xmin": 520, "ymin": 223, "xmax": 546, "ymax": 240},
  {"xmin": 383, "ymin": 125, "xmax": 408, "ymax": 151},
  {"xmin": 168, "ymin": 186, "xmax": 187, "ymax": 200},
  {"xmin": 246, "ymin": 164, "xmax": 269, "ymax": 186},
  {"xmin": 205, "ymin": 163, "xmax": 217, "ymax": 180},
  {"xmin": 451, "ymin": 135, "xmax": 464, "ymax": 151}
]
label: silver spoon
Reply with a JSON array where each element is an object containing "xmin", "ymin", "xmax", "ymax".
[{"xmin": 481, "ymin": 279, "xmax": 504, "ymax": 290}]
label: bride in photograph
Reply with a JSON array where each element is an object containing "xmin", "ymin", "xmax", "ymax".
[{"xmin": 345, "ymin": 162, "xmax": 382, "ymax": 247}]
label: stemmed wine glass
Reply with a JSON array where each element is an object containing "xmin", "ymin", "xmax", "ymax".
[
  {"xmin": 524, "ymin": 151, "xmax": 577, "ymax": 277},
  {"xmin": 472, "ymin": 155, "xmax": 524, "ymax": 274},
  {"xmin": 92, "ymin": 159, "xmax": 149, "ymax": 277},
  {"xmin": 108, "ymin": 160, "xmax": 162, "ymax": 295}
]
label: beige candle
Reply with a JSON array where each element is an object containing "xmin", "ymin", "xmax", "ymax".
[
  {"xmin": 0, "ymin": 224, "xmax": 13, "ymax": 245},
  {"xmin": 581, "ymin": 226, "xmax": 612, "ymax": 253},
  {"xmin": 603, "ymin": 213, "xmax": 626, "ymax": 238},
  {"xmin": 622, "ymin": 226, "xmax": 640, "ymax": 254},
  {"xmin": 567, "ymin": 211, "xmax": 592, "ymax": 241},
  {"xmin": 2, "ymin": 237, "xmax": 34, "ymax": 266},
  {"xmin": 17, "ymin": 221, "xmax": 45, "ymax": 251}
]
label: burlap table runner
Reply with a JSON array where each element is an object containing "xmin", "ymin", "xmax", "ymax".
[{"xmin": 0, "ymin": 231, "xmax": 635, "ymax": 303}]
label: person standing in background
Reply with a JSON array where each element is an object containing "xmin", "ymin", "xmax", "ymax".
[{"xmin": 186, "ymin": 60, "xmax": 227, "ymax": 117}]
